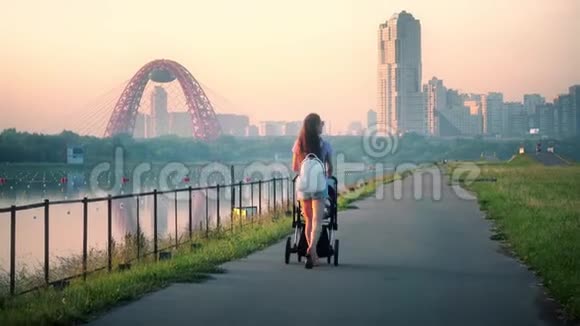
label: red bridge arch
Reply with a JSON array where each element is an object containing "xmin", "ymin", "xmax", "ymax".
[{"xmin": 104, "ymin": 59, "xmax": 221, "ymax": 141}]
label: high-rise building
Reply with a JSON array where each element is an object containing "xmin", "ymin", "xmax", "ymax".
[
  {"xmin": 246, "ymin": 125, "xmax": 259, "ymax": 137},
  {"xmin": 504, "ymin": 102, "xmax": 526, "ymax": 137},
  {"xmin": 259, "ymin": 121, "xmax": 284, "ymax": 136},
  {"xmin": 283, "ymin": 121, "xmax": 302, "ymax": 136},
  {"xmin": 366, "ymin": 109, "xmax": 377, "ymax": 129},
  {"xmin": 523, "ymin": 94, "xmax": 545, "ymax": 115},
  {"xmin": 523, "ymin": 94, "xmax": 545, "ymax": 129},
  {"xmin": 464, "ymin": 97, "xmax": 484, "ymax": 135},
  {"xmin": 554, "ymin": 94, "xmax": 575, "ymax": 138},
  {"xmin": 377, "ymin": 11, "xmax": 424, "ymax": 135},
  {"xmin": 216, "ymin": 114, "xmax": 249, "ymax": 137},
  {"xmin": 347, "ymin": 121, "xmax": 364, "ymax": 136},
  {"xmin": 151, "ymin": 86, "xmax": 169, "ymax": 137},
  {"xmin": 486, "ymin": 92, "xmax": 504, "ymax": 136},
  {"xmin": 480, "ymin": 94, "xmax": 489, "ymax": 135},
  {"xmin": 134, "ymin": 112, "xmax": 148, "ymax": 138},
  {"xmin": 438, "ymin": 105, "xmax": 482, "ymax": 136},
  {"xmin": 569, "ymin": 85, "xmax": 580, "ymax": 137},
  {"xmin": 423, "ymin": 77, "xmax": 447, "ymax": 136},
  {"xmin": 446, "ymin": 89, "xmax": 468, "ymax": 108},
  {"xmin": 537, "ymin": 103, "xmax": 556, "ymax": 137},
  {"xmin": 169, "ymin": 112, "xmax": 192, "ymax": 137}
]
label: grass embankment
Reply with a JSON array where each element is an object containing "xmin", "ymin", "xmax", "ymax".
[
  {"xmin": 337, "ymin": 174, "xmax": 397, "ymax": 210},
  {"xmin": 449, "ymin": 155, "xmax": 580, "ymax": 319},
  {"xmin": 0, "ymin": 176, "xmax": 392, "ymax": 325},
  {"xmin": 0, "ymin": 215, "xmax": 292, "ymax": 325}
]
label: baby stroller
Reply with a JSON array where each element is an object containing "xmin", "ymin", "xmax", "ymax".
[{"xmin": 285, "ymin": 176, "xmax": 339, "ymax": 266}]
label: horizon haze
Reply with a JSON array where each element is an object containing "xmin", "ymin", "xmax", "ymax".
[{"xmin": 1, "ymin": 0, "xmax": 578, "ymax": 135}]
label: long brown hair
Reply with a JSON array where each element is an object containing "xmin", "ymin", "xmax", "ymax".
[{"xmin": 297, "ymin": 113, "xmax": 322, "ymax": 160}]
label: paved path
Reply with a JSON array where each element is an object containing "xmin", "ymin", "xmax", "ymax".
[
  {"xmin": 533, "ymin": 152, "xmax": 570, "ymax": 166},
  {"xmin": 90, "ymin": 169, "xmax": 562, "ymax": 326}
]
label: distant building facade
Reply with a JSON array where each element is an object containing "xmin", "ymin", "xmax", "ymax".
[
  {"xmin": 523, "ymin": 94, "xmax": 545, "ymax": 129},
  {"xmin": 283, "ymin": 121, "xmax": 302, "ymax": 136},
  {"xmin": 246, "ymin": 125, "xmax": 259, "ymax": 137},
  {"xmin": 347, "ymin": 121, "xmax": 364, "ymax": 136},
  {"xmin": 423, "ymin": 77, "xmax": 446, "ymax": 136},
  {"xmin": 554, "ymin": 94, "xmax": 575, "ymax": 138},
  {"xmin": 536, "ymin": 103, "xmax": 556, "ymax": 137},
  {"xmin": 486, "ymin": 92, "xmax": 504, "ymax": 136},
  {"xmin": 366, "ymin": 109, "xmax": 377, "ymax": 129},
  {"xmin": 151, "ymin": 86, "xmax": 169, "ymax": 137},
  {"xmin": 216, "ymin": 114, "xmax": 249, "ymax": 137},
  {"xmin": 504, "ymin": 102, "xmax": 527, "ymax": 137},
  {"xmin": 569, "ymin": 85, "xmax": 580, "ymax": 137},
  {"xmin": 377, "ymin": 11, "xmax": 424, "ymax": 135},
  {"xmin": 169, "ymin": 112, "xmax": 192, "ymax": 137},
  {"xmin": 259, "ymin": 121, "xmax": 284, "ymax": 136}
]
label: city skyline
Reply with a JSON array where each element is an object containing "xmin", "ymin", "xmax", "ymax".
[{"xmin": 1, "ymin": 0, "xmax": 579, "ymax": 135}]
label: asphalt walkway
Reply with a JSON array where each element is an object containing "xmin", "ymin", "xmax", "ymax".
[{"xmin": 90, "ymin": 168, "xmax": 562, "ymax": 326}]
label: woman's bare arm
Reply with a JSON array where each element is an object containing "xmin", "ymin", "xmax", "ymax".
[
  {"xmin": 326, "ymin": 154, "xmax": 333, "ymax": 177},
  {"xmin": 292, "ymin": 152, "xmax": 300, "ymax": 173}
]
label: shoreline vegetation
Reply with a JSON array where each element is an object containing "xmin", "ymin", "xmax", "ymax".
[
  {"xmin": 446, "ymin": 156, "xmax": 580, "ymax": 321},
  {"xmin": 0, "ymin": 175, "xmax": 394, "ymax": 325},
  {"xmin": 2, "ymin": 129, "xmax": 580, "ymax": 165}
]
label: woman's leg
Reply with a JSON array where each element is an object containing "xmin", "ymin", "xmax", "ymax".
[
  {"xmin": 308, "ymin": 198, "xmax": 325, "ymax": 262},
  {"xmin": 301, "ymin": 199, "xmax": 313, "ymax": 249}
]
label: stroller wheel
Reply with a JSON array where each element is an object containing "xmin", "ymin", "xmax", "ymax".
[
  {"xmin": 333, "ymin": 239, "xmax": 339, "ymax": 266},
  {"xmin": 284, "ymin": 237, "xmax": 291, "ymax": 264}
]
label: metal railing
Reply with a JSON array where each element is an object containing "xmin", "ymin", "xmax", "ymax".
[{"xmin": 0, "ymin": 177, "xmax": 293, "ymax": 296}]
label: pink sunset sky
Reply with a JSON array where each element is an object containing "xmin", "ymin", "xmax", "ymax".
[{"xmin": 0, "ymin": 0, "xmax": 579, "ymax": 135}]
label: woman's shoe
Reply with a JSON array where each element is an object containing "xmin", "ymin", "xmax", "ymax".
[{"xmin": 305, "ymin": 255, "xmax": 314, "ymax": 269}]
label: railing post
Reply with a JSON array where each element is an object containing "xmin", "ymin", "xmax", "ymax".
[
  {"xmin": 205, "ymin": 187, "xmax": 209, "ymax": 237},
  {"xmin": 238, "ymin": 181, "xmax": 243, "ymax": 228},
  {"xmin": 174, "ymin": 191, "xmax": 178, "ymax": 248},
  {"xmin": 107, "ymin": 195, "xmax": 112, "ymax": 272},
  {"xmin": 43, "ymin": 199, "xmax": 49, "ymax": 287},
  {"xmin": 82, "ymin": 197, "xmax": 88, "ymax": 281},
  {"xmin": 287, "ymin": 177, "xmax": 290, "ymax": 211},
  {"xmin": 258, "ymin": 180, "xmax": 262, "ymax": 216},
  {"xmin": 153, "ymin": 189, "xmax": 158, "ymax": 261},
  {"xmin": 10, "ymin": 205, "xmax": 16, "ymax": 296},
  {"xmin": 273, "ymin": 178, "xmax": 277, "ymax": 212},
  {"xmin": 188, "ymin": 186, "xmax": 193, "ymax": 241},
  {"xmin": 230, "ymin": 166, "xmax": 235, "ymax": 231},
  {"xmin": 230, "ymin": 184, "xmax": 235, "ymax": 232},
  {"xmin": 136, "ymin": 196, "xmax": 140, "ymax": 261},
  {"xmin": 216, "ymin": 184, "xmax": 220, "ymax": 232},
  {"xmin": 266, "ymin": 180, "xmax": 269, "ymax": 212},
  {"xmin": 250, "ymin": 182, "xmax": 254, "ymax": 220},
  {"xmin": 280, "ymin": 178, "xmax": 284, "ymax": 211}
]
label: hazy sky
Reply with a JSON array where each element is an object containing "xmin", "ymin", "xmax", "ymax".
[{"xmin": 1, "ymin": 0, "xmax": 579, "ymax": 134}]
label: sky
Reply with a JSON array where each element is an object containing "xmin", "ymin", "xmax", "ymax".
[{"xmin": 0, "ymin": 0, "xmax": 579, "ymax": 135}]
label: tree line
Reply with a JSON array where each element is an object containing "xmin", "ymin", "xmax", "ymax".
[{"xmin": 0, "ymin": 128, "xmax": 578, "ymax": 164}]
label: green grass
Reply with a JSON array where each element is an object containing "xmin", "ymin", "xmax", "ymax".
[
  {"xmin": 337, "ymin": 175, "xmax": 395, "ymax": 210},
  {"xmin": 449, "ymin": 158, "xmax": 580, "ymax": 320},
  {"xmin": 506, "ymin": 153, "xmax": 539, "ymax": 167},
  {"xmin": 0, "ymin": 215, "xmax": 292, "ymax": 325}
]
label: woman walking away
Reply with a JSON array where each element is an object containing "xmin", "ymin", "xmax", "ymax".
[{"xmin": 292, "ymin": 113, "xmax": 333, "ymax": 269}]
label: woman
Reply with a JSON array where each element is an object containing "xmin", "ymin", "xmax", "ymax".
[{"xmin": 292, "ymin": 113, "xmax": 333, "ymax": 269}]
